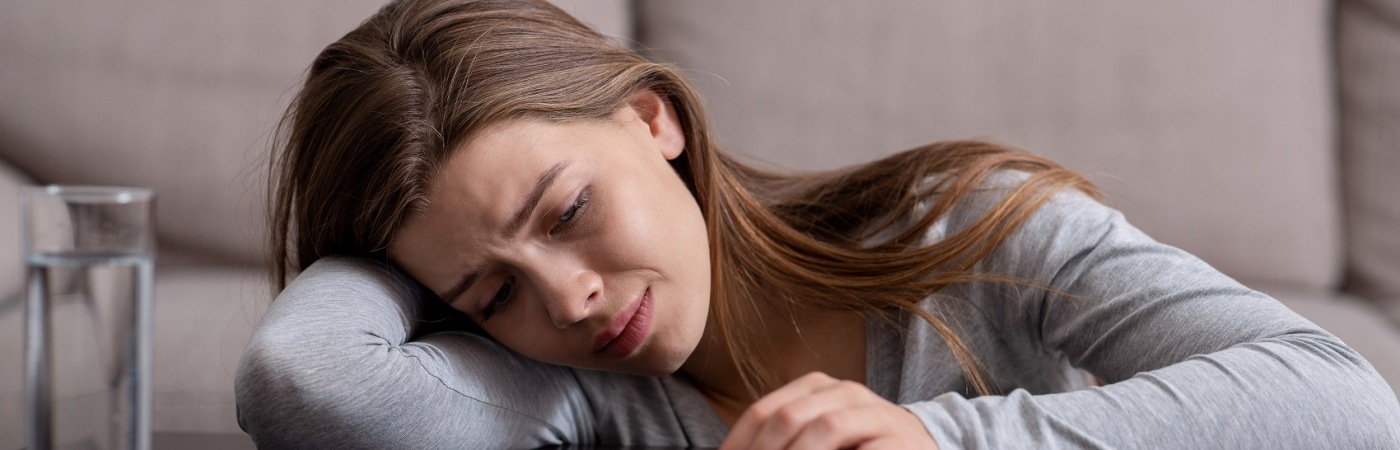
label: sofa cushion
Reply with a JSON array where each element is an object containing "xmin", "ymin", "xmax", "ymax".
[
  {"xmin": 0, "ymin": 291, "xmax": 20, "ymax": 448},
  {"xmin": 150, "ymin": 262, "xmax": 268, "ymax": 433},
  {"xmin": 0, "ymin": 258, "xmax": 269, "ymax": 442},
  {"xmin": 0, "ymin": 157, "xmax": 29, "ymax": 301},
  {"xmin": 0, "ymin": 158, "xmax": 28, "ymax": 448},
  {"xmin": 1258, "ymin": 284, "xmax": 1400, "ymax": 396},
  {"xmin": 1339, "ymin": 0, "xmax": 1400, "ymax": 322},
  {"xmin": 639, "ymin": 0, "xmax": 1339, "ymax": 291}
]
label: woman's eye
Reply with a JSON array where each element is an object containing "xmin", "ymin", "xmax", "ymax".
[
  {"xmin": 481, "ymin": 278, "xmax": 514, "ymax": 320},
  {"xmin": 552, "ymin": 189, "xmax": 590, "ymax": 232}
]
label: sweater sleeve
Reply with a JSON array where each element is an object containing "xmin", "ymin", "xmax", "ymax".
[
  {"xmin": 235, "ymin": 256, "xmax": 596, "ymax": 449},
  {"xmin": 903, "ymin": 173, "xmax": 1400, "ymax": 449}
]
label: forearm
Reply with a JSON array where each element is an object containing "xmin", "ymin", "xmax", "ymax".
[{"xmin": 905, "ymin": 330, "xmax": 1400, "ymax": 449}]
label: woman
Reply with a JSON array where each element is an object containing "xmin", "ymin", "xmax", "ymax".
[{"xmin": 247, "ymin": 0, "xmax": 1400, "ymax": 448}]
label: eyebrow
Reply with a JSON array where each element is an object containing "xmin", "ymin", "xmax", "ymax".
[
  {"xmin": 437, "ymin": 161, "xmax": 570, "ymax": 306},
  {"xmin": 439, "ymin": 269, "xmax": 481, "ymax": 308},
  {"xmin": 506, "ymin": 161, "xmax": 570, "ymax": 239}
]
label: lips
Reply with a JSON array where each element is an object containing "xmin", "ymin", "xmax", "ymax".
[{"xmin": 592, "ymin": 288, "xmax": 653, "ymax": 359}]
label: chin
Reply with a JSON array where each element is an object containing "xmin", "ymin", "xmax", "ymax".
[
  {"xmin": 620, "ymin": 340, "xmax": 696, "ymax": 377},
  {"xmin": 580, "ymin": 358, "xmax": 676, "ymax": 377},
  {"xmin": 625, "ymin": 365, "xmax": 678, "ymax": 377}
]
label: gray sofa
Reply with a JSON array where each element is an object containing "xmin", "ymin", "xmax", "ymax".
[{"xmin": 1, "ymin": 0, "xmax": 1397, "ymax": 444}]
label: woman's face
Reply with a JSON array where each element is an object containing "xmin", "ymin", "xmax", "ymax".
[{"xmin": 389, "ymin": 94, "xmax": 712, "ymax": 376}]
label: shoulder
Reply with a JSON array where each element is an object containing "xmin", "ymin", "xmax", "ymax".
[{"xmin": 910, "ymin": 169, "xmax": 1117, "ymax": 245}]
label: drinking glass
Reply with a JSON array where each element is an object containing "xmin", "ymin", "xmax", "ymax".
[{"xmin": 22, "ymin": 186, "xmax": 154, "ymax": 450}]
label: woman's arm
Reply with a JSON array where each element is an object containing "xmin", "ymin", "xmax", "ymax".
[
  {"xmin": 235, "ymin": 256, "xmax": 595, "ymax": 449},
  {"xmin": 905, "ymin": 172, "xmax": 1400, "ymax": 449}
]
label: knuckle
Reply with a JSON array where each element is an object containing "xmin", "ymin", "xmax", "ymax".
[
  {"xmin": 748, "ymin": 402, "xmax": 777, "ymax": 421},
  {"xmin": 773, "ymin": 407, "xmax": 803, "ymax": 428},
  {"xmin": 836, "ymin": 380, "xmax": 867, "ymax": 394},
  {"xmin": 813, "ymin": 413, "xmax": 845, "ymax": 434}
]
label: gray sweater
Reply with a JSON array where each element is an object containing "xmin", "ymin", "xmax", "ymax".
[{"xmin": 235, "ymin": 172, "xmax": 1400, "ymax": 449}]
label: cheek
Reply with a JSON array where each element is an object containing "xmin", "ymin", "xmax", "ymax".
[
  {"xmin": 604, "ymin": 189, "xmax": 707, "ymax": 280},
  {"xmin": 594, "ymin": 152, "xmax": 710, "ymax": 277},
  {"xmin": 625, "ymin": 176, "xmax": 712, "ymax": 323},
  {"xmin": 483, "ymin": 316, "xmax": 571, "ymax": 364},
  {"xmin": 591, "ymin": 187, "xmax": 672, "ymax": 268}
]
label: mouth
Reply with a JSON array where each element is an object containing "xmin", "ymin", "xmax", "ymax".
[{"xmin": 592, "ymin": 287, "xmax": 654, "ymax": 359}]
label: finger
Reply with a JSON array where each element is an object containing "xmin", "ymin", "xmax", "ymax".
[
  {"xmin": 723, "ymin": 373, "xmax": 840, "ymax": 450},
  {"xmin": 784, "ymin": 406, "xmax": 885, "ymax": 450},
  {"xmin": 747, "ymin": 380, "xmax": 876, "ymax": 450},
  {"xmin": 722, "ymin": 372, "xmax": 842, "ymax": 450},
  {"xmin": 848, "ymin": 436, "xmax": 916, "ymax": 450}
]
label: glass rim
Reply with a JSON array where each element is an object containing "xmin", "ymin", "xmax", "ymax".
[{"xmin": 22, "ymin": 185, "xmax": 154, "ymax": 204}]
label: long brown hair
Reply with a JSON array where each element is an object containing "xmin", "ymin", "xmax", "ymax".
[{"xmin": 268, "ymin": 0, "xmax": 1098, "ymax": 399}]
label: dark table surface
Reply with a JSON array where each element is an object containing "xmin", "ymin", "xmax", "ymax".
[
  {"xmin": 145, "ymin": 433, "xmax": 712, "ymax": 450},
  {"xmin": 13, "ymin": 432, "xmax": 256, "ymax": 450},
  {"xmin": 153, "ymin": 432, "xmax": 256, "ymax": 450},
  {"xmin": 140, "ymin": 433, "xmax": 716, "ymax": 450}
]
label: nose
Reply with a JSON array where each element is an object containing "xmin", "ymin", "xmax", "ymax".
[{"xmin": 529, "ymin": 258, "xmax": 603, "ymax": 329}]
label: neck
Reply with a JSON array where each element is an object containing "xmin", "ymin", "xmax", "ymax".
[
  {"xmin": 677, "ymin": 319, "xmax": 751, "ymax": 425},
  {"xmin": 678, "ymin": 292, "xmax": 868, "ymax": 426}
]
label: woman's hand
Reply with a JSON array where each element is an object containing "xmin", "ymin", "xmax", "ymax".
[{"xmin": 719, "ymin": 372, "xmax": 940, "ymax": 450}]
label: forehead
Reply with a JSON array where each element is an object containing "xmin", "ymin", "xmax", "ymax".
[
  {"xmin": 425, "ymin": 117, "xmax": 624, "ymax": 216},
  {"xmin": 388, "ymin": 118, "xmax": 612, "ymax": 276},
  {"xmin": 432, "ymin": 121, "xmax": 557, "ymax": 226}
]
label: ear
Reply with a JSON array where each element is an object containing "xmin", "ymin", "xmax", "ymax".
[{"xmin": 626, "ymin": 90, "xmax": 686, "ymax": 160}]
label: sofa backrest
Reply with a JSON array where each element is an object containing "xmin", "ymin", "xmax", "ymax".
[
  {"xmin": 638, "ymin": 0, "xmax": 1340, "ymax": 291},
  {"xmin": 0, "ymin": 0, "xmax": 630, "ymax": 266},
  {"xmin": 0, "ymin": 0, "xmax": 391, "ymax": 264},
  {"xmin": 2, "ymin": 0, "xmax": 1360, "ymax": 294}
]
